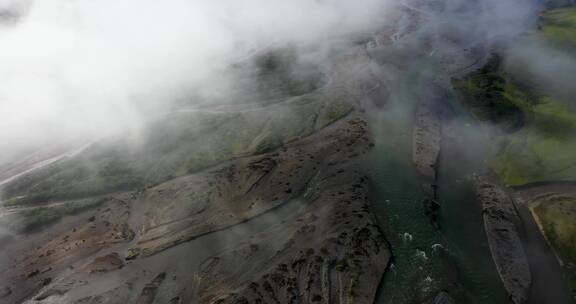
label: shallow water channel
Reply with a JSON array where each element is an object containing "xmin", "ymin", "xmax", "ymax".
[{"xmin": 369, "ymin": 68, "xmax": 509, "ymax": 303}]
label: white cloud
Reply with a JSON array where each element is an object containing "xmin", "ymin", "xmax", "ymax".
[{"xmin": 0, "ymin": 0, "xmax": 390, "ymax": 154}]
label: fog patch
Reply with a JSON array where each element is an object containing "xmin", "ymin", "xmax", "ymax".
[
  {"xmin": 505, "ymin": 38, "xmax": 576, "ymax": 105},
  {"xmin": 0, "ymin": 0, "xmax": 391, "ymax": 160}
]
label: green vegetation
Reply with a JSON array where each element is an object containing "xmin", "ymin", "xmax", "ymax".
[
  {"xmin": 490, "ymin": 86, "xmax": 576, "ymax": 185},
  {"xmin": 540, "ymin": 8, "xmax": 576, "ymax": 51},
  {"xmin": 2, "ymin": 198, "xmax": 106, "ymax": 233},
  {"xmin": 335, "ymin": 261, "xmax": 348, "ymax": 272},
  {"xmin": 453, "ymin": 56, "xmax": 525, "ymax": 132},
  {"xmin": 492, "ymin": 8, "xmax": 576, "ymax": 185},
  {"xmin": 531, "ymin": 196, "xmax": 576, "ymax": 299},
  {"xmin": 253, "ymin": 132, "xmax": 285, "ymax": 154},
  {"xmin": 545, "ymin": 0, "xmax": 576, "ymax": 10},
  {"xmin": 321, "ymin": 98, "xmax": 354, "ymax": 126},
  {"xmin": 456, "ymin": 8, "xmax": 576, "ymax": 297},
  {"xmin": 454, "ymin": 8, "xmax": 576, "ymax": 185},
  {"xmin": 455, "ymin": 56, "xmax": 576, "ymax": 185}
]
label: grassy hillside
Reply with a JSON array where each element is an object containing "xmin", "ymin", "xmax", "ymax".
[
  {"xmin": 454, "ymin": 8, "xmax": 576, "ymax": 186},
  {"xmin": 490, "ymin": 84, "xmax": 576, "ymax": 185},
  {"xmin": 530, "ymin": 196, "xmax": 576, "ymax": 299},
  {"xmin": 453, "ymin": 56, "xmax": 525, "ymax": 132},
  {"xmin": 540, "ymin": 8, "xmax": 576, "ymax": 51},
  {"xmin": 456, "ymin": 8, "xmax": 576, "ymax": 298}
]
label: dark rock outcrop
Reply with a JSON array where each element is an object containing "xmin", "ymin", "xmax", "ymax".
[
  {"xmin": 192, "ymin": 166, "xmax": 388, "ymax": 304},
  {"xmin": 427, "ymin": 291, "xmax": 455, "ymax": 304},
  {"xmin": 474, "ymin": 176, "xmax": 531, "ymax": 304},
  {"xmin": 135, "ymin": 273, "xmax": 166, "ymax": 304},
  {"xmin": 423, "ymin": 198, "xmax": 441, "ymax": 229}
]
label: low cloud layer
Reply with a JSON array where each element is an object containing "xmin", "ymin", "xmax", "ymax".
[
  {"xmin": 505, "ymin": 38, "xmax": 576, "ymax": 104},
  {"xmin": 0, "ymin": 0, "xmax": 546, "ymax": 168},
  {"xmin": 0, "ymin": 0, "xmax": 390, "ymax": 157}
]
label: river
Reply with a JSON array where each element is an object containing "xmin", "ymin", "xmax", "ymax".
[{"xmin": 367, "ymin": 60, "xmax": 509, "ymax": 303}]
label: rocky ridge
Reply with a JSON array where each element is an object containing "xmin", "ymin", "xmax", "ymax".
[{"xmin": 474, "ymin": 176, "xmax": 531, "ymax": 304}]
